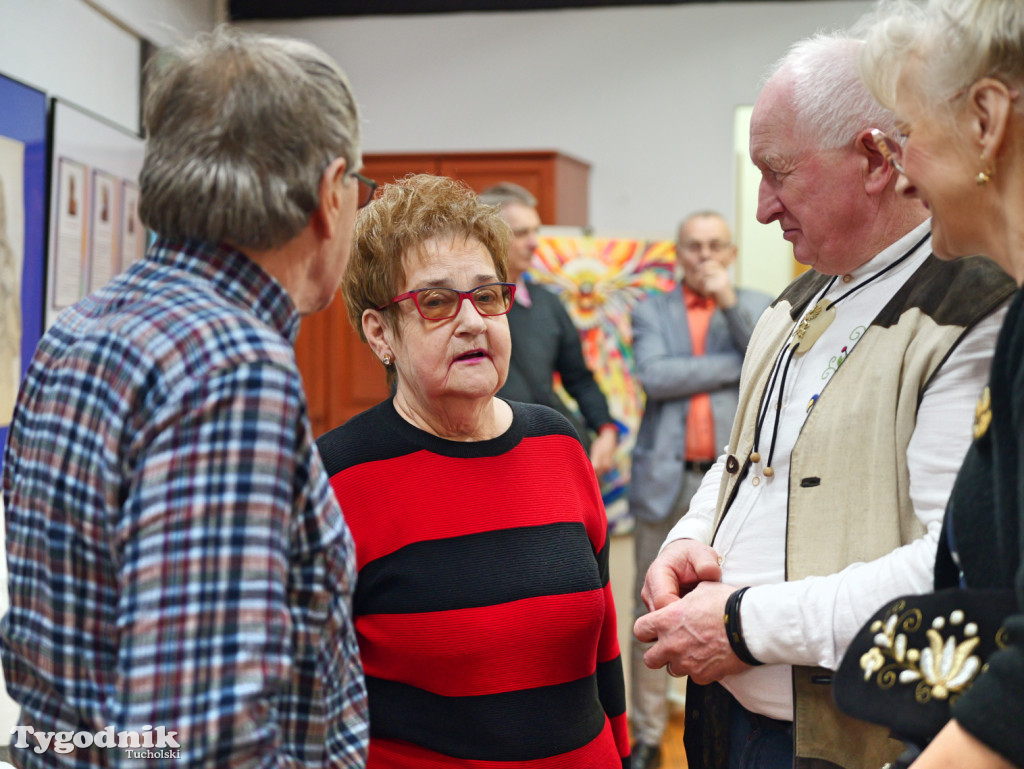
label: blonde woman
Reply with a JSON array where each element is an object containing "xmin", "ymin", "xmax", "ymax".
[{"xmin": 855, "ymin": 1, "xmax": 1024, "ymax": 766}]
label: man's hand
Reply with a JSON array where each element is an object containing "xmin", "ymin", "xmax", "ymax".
[
  {"xmin": 640, "ymin": 538, "xmax": 723, "ymax": 611},
  {"xmin": 634, "ymin": 580, "xmax": 750, "ymax": 685},
  {"xmin": 589, "ymin": 425, "xmax": 618, "ymax": 477},
  {"xmin": 696, "ymin": 261, "xmax": 737, "ymax": 309}
]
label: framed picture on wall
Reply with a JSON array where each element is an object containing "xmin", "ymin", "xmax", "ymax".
[
  {"xmin": 51, "ymin": 156, "xmax": 87, "ymax": 309},
  {"xmin": 0, "ymin": 72, "xmax": 47, "ymax": 468},
  {"xmin": 88, "ymin": 169, "xmax": 120, "ymax": 292},
  {"xmin": 45, "ymin": 98, "xmax": 144, "ymax": 328}
]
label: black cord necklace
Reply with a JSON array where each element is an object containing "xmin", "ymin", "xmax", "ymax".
[{"xmin": 750, "ymin": 231, "xmax": 931, "ymax": 481}]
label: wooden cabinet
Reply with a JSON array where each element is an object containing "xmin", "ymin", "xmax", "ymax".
[
  {"xmin": 362, "ymin": 150, "xmax": 590, "ymax": 227},
  {"xmin": 297, "ymin": 150, "xmax": 590, "ymax": 437}
]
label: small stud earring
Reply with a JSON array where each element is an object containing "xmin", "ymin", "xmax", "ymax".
[{"xmin": 382, "ymin": 354, "xmax": 392, "ymax": 366}]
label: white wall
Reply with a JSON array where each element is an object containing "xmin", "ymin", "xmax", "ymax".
[
  {"xmin": 0, "ymin": 0, "xmax": 218, "ymax": 132},
  {"xmin": 237, "ymin": 1, "xmax": 873, "ymax": 293},
  {"xmin": 89, "ymin": 0, "xmax": 221, "ymax": 47},
  {"xmin": 0, "ymin": 0, "xmax": 141, "ymax": 131},
  {"xmin": 0, "ymin": 0, "xmax": 875, "ymax": 287}
]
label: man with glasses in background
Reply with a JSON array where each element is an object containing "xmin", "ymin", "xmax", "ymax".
[
  {"xmin": 479, "ymin": 182, "xmax": 620, "ymax": 478},
  {"xmin": 2, "ymin": 27, "xmax": 372, "ymax": 766},
  {"xmin": 634, "ymin": 32, "xmax": 1014, "ymax": 769},
  {"xmin": 627, "ymin": 212, "xmax": 770, "ymax": 769}
]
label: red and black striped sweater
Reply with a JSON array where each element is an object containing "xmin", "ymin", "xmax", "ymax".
[{"xmin": 318, "ymin": 398, "xmax": 629, "ymax": 768}]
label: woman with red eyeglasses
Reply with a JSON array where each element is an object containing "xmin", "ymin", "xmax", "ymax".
[{"xmin": 316, "ymin": 174, "xmax": 629, "ymax": 768}]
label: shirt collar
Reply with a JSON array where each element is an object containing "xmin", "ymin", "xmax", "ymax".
[
  {"xmin": 147, "ymin": 237, "xmax": 301, "ymax": 344},
  {"xmin": 683, "ymin": 282, "xmax": 714, "ymax": 310},
  {"xmin": 514, "ymin": 276, "xmax": 533, "ymax": 307},
  {"xmin": 840, "ymin": 219, "xmax": 933, "ymax": 286}
]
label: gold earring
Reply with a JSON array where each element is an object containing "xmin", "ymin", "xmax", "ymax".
[
  {"xmin": 382, "ymin": 354, "xmax": 392, "ymax": 366},
  {"xmin": 976, "ymin": 154, "xmax": 994, "ymax": 186}
]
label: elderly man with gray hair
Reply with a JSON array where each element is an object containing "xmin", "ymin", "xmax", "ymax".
[
  {"xmin": 634, "ymin": 31, "xmax": 1013, "ymax": 769},
  {"xmin": 1, "ymin": 26, "xmax": 372, "ymax": 766}
]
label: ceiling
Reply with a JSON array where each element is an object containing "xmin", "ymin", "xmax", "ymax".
[{"xmin": 227, "ymin": 0, "xmax": 758, "ymax": 21}]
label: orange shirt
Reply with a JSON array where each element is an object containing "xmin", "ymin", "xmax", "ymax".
[{"xmin": 683, "ymin": 284, "xmax": 716, "ymax": 461}]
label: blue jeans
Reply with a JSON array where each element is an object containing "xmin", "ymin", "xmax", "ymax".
[{"xmin": 728, "ymin": 697, "xmax": 794, "ymax": 769}]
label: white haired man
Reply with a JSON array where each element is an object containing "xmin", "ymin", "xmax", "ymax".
[{"xmin": 635, "ymin": 32, "xmax": 1014, "ymax": 769}]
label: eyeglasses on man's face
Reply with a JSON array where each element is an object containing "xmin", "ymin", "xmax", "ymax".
[
  {"xmin": 680, "ymin": 240, "xmax": 732, "ymax": 255},
  {"xmin": 353, "ymin": 172, "xmax": 378, "ymax": 209},
  {"xmin": 379, "ymin": 282, "xmax": 516, "ymax": 320},
  {"xmin": 870, "ymin": 129, "xmax": 905, "ymax": 176}
]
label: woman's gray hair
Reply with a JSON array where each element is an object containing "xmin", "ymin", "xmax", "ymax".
[
  {"xmin": 861, "ymin": 0, "xmax": 1024, "ymax": 112},
  {"xmin": 769, "ymin": 31, "xmax": 898, "ymax": 150},
  {"xmin": 139, "ymin": 25, "xmax": 361, "ymax": 250}
]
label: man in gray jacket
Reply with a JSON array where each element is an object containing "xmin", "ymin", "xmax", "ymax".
[{"xmin": 628, "ymin": 212, "xmax": 771, "ymax": 769}]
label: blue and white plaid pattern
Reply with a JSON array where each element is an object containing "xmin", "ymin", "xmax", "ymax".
[{"xmin": 1, "ymin": 238, "xmax": 368, "ymax": 767}]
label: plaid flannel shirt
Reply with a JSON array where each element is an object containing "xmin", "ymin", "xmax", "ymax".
[{"xmin": 1, "ymin": 238, "xmax": 368, "ymax": 767}]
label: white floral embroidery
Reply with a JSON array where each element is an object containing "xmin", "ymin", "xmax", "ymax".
[{"xmin": 860, "ymin": 600, "xmax": 989, "ymax": 702}]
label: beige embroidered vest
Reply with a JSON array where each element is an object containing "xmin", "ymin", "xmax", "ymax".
[{"xmin": 714, "ymin": 254, "xmax": 1014, "ymax": 769}]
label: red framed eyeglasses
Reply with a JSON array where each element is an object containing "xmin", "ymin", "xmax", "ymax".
[{"xmin": 379, "ymin": 282, "xmax": 516, "ymax": 320}]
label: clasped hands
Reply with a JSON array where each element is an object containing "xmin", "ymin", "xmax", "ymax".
[{"xmin": 632, "ymin": 538, "xmax": 752, "ymax": 684}]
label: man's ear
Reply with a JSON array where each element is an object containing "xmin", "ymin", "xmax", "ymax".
[
  {"xmin": 969, "ymin": 77, "xmax": 1015, "ymax": 162},
  {"xmin": 857, "ymin": 129, "xmax": 895, "ymax": 195},
  {"xmin": 312, "ymin": 157, "xmax": 349, "ymax": 239}
]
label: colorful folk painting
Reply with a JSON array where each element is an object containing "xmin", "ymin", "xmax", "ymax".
[{"xmin": 529, "ymin": 235, "xmax": 677, "ymax": 532}]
